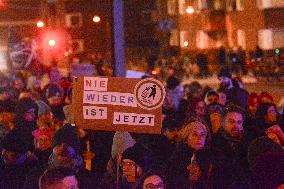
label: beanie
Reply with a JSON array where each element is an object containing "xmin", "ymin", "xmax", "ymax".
[
  {"xmin": 32, "ymin": 127, "xmax": 53, "ymax": 139},
  {"xmin": 122, "ymin": 145, "xmax": 146, "ymax": 170},
  {"xmin": 36, "ymin": 100, "xmax": 51, "ymax": 117},
  {"xmin": 46, "ymin": 84, "xmax": 63, "ymax": 99},
  {"xmin": 52, "ymin": 124, "xmax": 80, "ymax": 153}
]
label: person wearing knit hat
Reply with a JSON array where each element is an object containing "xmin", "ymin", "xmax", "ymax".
[
  {"xmin": 121, "ymin": 145, "xmax": 147, "ymax": 185},
  {"xmin": 32, "ymin": 127, "xmax": 54, "ymax": 169},
  {"xmin": 33, "ymin": 127, "xmax": 53, "ymax": 150},
  {"xmin": 14, "ymin": 97, "xmax": 38, "ymax": 130},
  {"xmin": 52, "ymin": 123, "xmax": 80, "ymax": 153},
  {"xmin": 23, "ymin": 124, "xmax": 95, "ymax": 189},
  {"xmin": 36, "ymin": 100, "xmax": 54, "ymax": 129},
  {"xmin": 205, "ymin": 103, "xmax": 224, "ymax": 135},
  {"xmin": 45, "ymin": 84, "xmax": 65, "ymax": 122}
]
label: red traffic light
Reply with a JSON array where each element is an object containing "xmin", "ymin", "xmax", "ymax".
[
  {"xmin": 41, "ymin": 31, "xmax": 61, "ymax": 50},
  {"xmin": 0, "ymin": 0, "xmax": 6, "ymax": 9}
]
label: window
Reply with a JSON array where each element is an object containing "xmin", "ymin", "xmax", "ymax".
[
  {"xmin": 170, "ymin": 29, "xmax": 179, "ymax": 46},
  {"xmin": 71, "ymin": 39, "xmax": 84, "ymax": 53},
  {"xmin": 227, "ymin": 0, "xmax": 244, "ymax": 11},
  {"xmin": 197, "ymin": 0, "xmax": 208, "ymax": 10},
  {"xmin": 180, "ymin": 31, "xmax": 189, "ymax": 48},
  {"xmin": 258, "ymin": 29, "xmax": 273, "ymax": 50},
  {"xmin": 167, "ymin": 0, "xmax": 177, "ymax": 15},
  {"xmin": 65, "ymin": 12, "xmax": 83, "ymax": 28},
  {"xmin": 196, "ymin": 30, "xmax": 208, "ymax": 49},
  {"xmin": 237, "ymin": 30, "xmax": 246, "ymax": 49},
  {"xmin": 214, "ymin": 0, "xmax": 226, "ymax": 10},
  {"xmin": 178, "ymin": 0, "xmax": 187, "ymax": 15},
  {"xmin": 0, "ymin": 50, "xmax": 7, "ymax": 70}
]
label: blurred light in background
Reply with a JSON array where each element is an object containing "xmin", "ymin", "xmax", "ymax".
[
  {"xmin": 186, "ymin": 6, "xmax": 194, "ymax": 14},
  {"xmin": 93, "ymin": 16, "xmax": 101, "ymax": 23},
  {"xmin": 37, "ymin": 21, "xmax": 44, "ymax": 28}
]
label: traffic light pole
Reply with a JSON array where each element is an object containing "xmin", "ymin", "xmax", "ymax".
[{"xmin": 112, "ymin": 0, "xmax": 125, "ymax": 77}]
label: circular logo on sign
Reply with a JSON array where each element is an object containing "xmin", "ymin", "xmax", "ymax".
[{"xmin": 134, "ymin": 78, "xmax": 166, "ymax": 110}]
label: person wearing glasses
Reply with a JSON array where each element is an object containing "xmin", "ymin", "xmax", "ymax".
[
  {"xmin": 119, "ymin": 145, "xmax": 147, "ymax": 189},
  {"xmin": 134, "ymin": 170, "xmax": 166, "ymax": 189}
]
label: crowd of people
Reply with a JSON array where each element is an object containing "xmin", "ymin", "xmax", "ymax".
[{"xmin": 0, "ymin": 64, "xmax": 283, "ymax": 189}]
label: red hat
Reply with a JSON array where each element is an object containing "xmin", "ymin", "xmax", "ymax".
[
  {"xmin": 32, "ymin": 128, "xmax": 53, "ymax": 139},
  {"xmin": 247, "ymin": 92, "xmax": 259, "ymax": 107}
]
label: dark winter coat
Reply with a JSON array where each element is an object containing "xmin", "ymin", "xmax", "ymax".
[
  {"xmin": 211, "ymin": 130, "xmax": 251, "ymax": 186},
  {"xmin": 135, "ymin": 134, "xmax": 175, "ymax": 172},
  {"xmin": 0, "ymin": 157, "xmax": 37, "ymax": 189},
  {"xmin": 166, "ymin": 143, "xmax": 194, "ymax": 189}
]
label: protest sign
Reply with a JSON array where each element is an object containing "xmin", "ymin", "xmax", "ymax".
[{"xmin": 72, "ymin": 76, "xmax": 165, "ymax": 134}]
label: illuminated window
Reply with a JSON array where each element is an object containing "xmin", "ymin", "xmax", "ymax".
[
  {"xmin": 197, "ymin": 0, "xmax": 208, "ymax": 10},
  {"xmin": 180, "ymin": 31, "xmax": 189, "ymax": 48},
  {"xmin": 65, "ymin": 12, "xmax": 82, "ymax": 28},
  {"xmin": 196, "ymin": 30, "xmax": 208, "ymax": 49},
  {"xmin": 167, "ymin": 0, "xmax": 177, "ymax": 15},
  {"xmin": 237, "ymin": 30, "xmax": 246, "ymax": 49},
  {"xmin": 227, "ymin": 0, "xmax": 244, "ymax": 11},
  {"xmin": 178, "ymin": 0, "xmax": 187, "ymax": 15},
  {"xmin": 170, "ymin": 29, "xmax": 179, "ymax": 46},
  {"xmin": 258, "ymin": 29, "xmax": 273, "ymax": 50},
  {"xmin": 71, "ymin": 39, "xmax": 84, "ymax": 53}
]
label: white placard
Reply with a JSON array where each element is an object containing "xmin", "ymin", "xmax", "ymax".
[
  {"xmin": 83, "ymin": 106, "xmax": 107, "ymax": 119},
  {"xmin": 113, "ymin": 112, "xmax": 155, "ymax": 126},
  {"xmin": 83, "ymin": 91, "xmax": 137, "ymax": 107},
  {"xmin": 84, "ymin": 77, "xmax": 108, "ymax": 91}
]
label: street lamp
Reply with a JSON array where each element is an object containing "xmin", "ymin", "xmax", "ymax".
[
  {"xmin": 48, "ymin": 39, "xmax": 56, "ymax": 47},
  {"xmin": 93, "ymin": 16, "xmax": 101, "ymax": 23},
  {"xmin": 37, "ymin": 21, "xmax": 45, "ymax": 28},
  {"xmin": 186, "ymin": 6, "xmax": 195, "ymax": 14}
]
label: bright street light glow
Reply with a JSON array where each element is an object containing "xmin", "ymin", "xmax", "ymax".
[
  {"xmin": 186, "ymin": 6, "xmax": 195, "ymax": 14},
  {"xmin": 184, "ymin": 41, "xmax": 189, "ymax": 47},
  {"xmin": 48, "ymin": 39, "xmax": 56, "ymax": 46},
  {"xmin": 37, "ymin": 21, "xmax": 44, "ymax": 28},
  {"xmin": 93, "ymin": 16, "xmax": 101, "ymax": 23}
]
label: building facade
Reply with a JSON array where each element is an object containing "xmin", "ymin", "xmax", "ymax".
[{"xmin": 167, "ymin": 0, "xmax": 284, "ymax": 52}]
